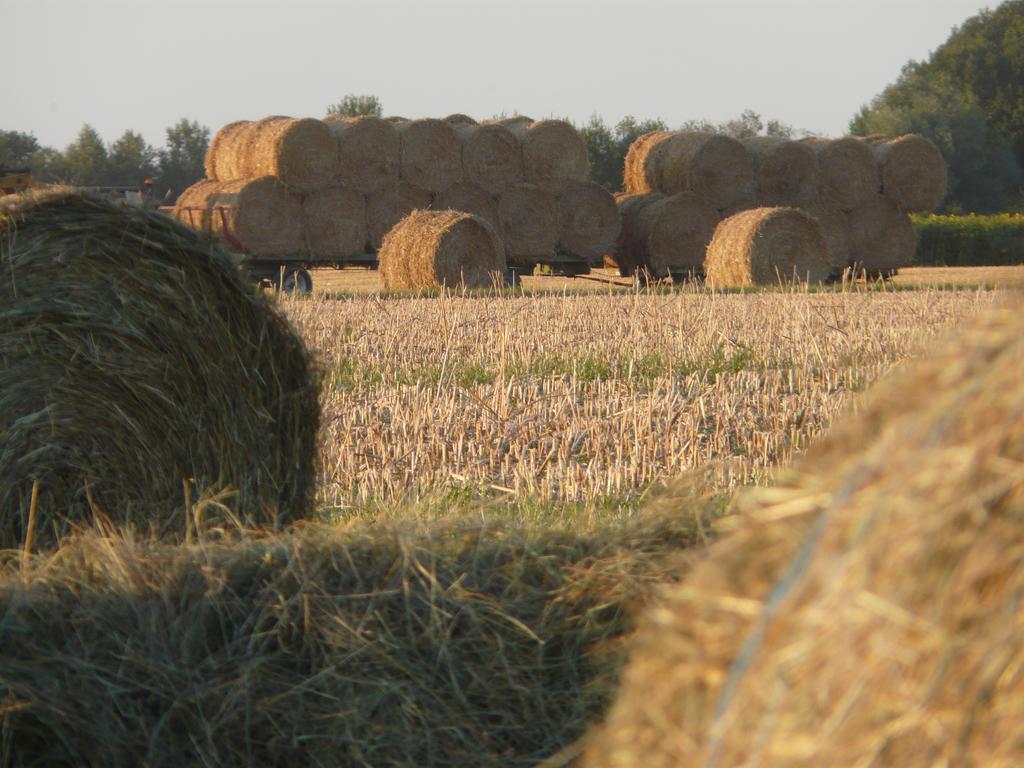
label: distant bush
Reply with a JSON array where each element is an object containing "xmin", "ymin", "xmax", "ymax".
[{"xmin": 913, "ymin": 213, "xmax": 1024, "ymax": 266}]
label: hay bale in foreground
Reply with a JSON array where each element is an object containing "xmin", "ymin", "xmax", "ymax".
[
  {"xmin": 584, "ymin": 303, "xmax": 1024, "ymax": 768},
  {"xmin": 324, "ymin": 115, "xmax": 399, "ymax": 195},
  {"xmin": 616, "ymin": 192, "xmax": 719, "ymax": 276},
  {"xmin": 848, "ymin": 193, "xmax": 917, "ymax": 273},
  {"xmin": 556, "ymin": 180, "xmax": 621, "ymax": 264},
  {"xmin": 176, "ymin": 176, "xmax": 304, "ymax": 257},
  {"xmin": 0, "ymin": 191, "xmax": 319, "ymax": 549},
  {"xmin": 434, "ymin": 181, "xmax": 500, "ymax": 229},
  {"xmin": 496, "ymin": 182, "xmax": 559, "ymax": 265},
  {"xmin": 802, "ymin": 136, "xmax": 878, "ymax": 210},
  {"xmin": 457, "ymin": 122, "xmax": 524, "ymax": 194},
  {"xmin": 0, "ymin": 507, "xmax": 709, "ymax": 767},
  {"xmin": 509, "ymin": 119, "xmax": 589, "ymax": 189},
  {"xmin": 744, "ymin": 136, "xmax": 818, "ymax": 205},
  {"xmin": 366, "ymin": 181, "xmax": 433, "ymax": 251},
  {"xmin": 870, "ymin": 133, "xmax": 947, "ymax": 211},
  {"xmin": 396, "ymin": 118, "xmax": 463, "ymax": 193},
  {"xmin": 302, "ymin": 186, "xmax": 367, "ymax": 259},
  {"xmin": 205, "ymin": 117, "xmax": 337, "ymax": 193},
  {"xmin": 705, "ymin": 207, "xmax": 831, "ymax": 287},
  {"xmin": 378, "ymin": 209, "xmax": 505, "ymax": 290}
]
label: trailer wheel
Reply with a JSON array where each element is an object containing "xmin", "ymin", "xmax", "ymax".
[{"xmin": 277, "ymin": 267, "xmax": 313, "ymax": 295}]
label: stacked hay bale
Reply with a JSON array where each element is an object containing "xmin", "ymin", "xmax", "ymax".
[
  {"xmin": 178, "ymin": 113, "xmax": 607, "ymax": 278},
  {"xmin": 584, "ymin": 301, "xmax": 1024, "ymax": 767},
  {"xmin": 614, "ymin": 192, "xmax": 719, "ymax": 278},
  {"xmin": 619, "ymin": 130, "xmax": 946, "ymax": 280},
  {"xmin": 0, "ymin": 190, "xmax": 320, "ymax": 548}
]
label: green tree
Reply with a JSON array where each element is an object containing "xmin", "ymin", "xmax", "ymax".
[
  {"xmin": 157, "ymin": 118, "xmax": 210, "ymax": 202},
  {"xmin": 0, "ymin": 130, "xmax": 41, "ymax": 168},
  {"xmin": 30, "ymin": 146, "xmax": 67, "ymax": 182},
  {"xmin": 326, "ymin": 94, "xmax": 383, "ymax": 118},
  {"xmin": 62, "ymin": 124, "xmax": 108, "ymax": 186},
  {"xmin": 107, "ymin": 130, "xmax": 158, "ymax": 186}
]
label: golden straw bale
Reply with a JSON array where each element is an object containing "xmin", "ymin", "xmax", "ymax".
[
  {"xmin": 302, "ymin": 186, "xmax": 367, "ymax": 259},
  {"xmin": 172, "ymin": 179, "xmax": 219, "ymax": 234},
  {"xmin": 623, "ymin": 130, "xmax": 674, "ymax": 194},
  {"xmin": 206, "ymin": 117, "xmax": 336, "ymax": 193},
  {"xmin": 555, "ymin": 180, "xmax": 621, "ymax": 264},
  {"xmin": 870, "ymin": 134, "xmax": 947, "ymax": 211},
  {"xmin": 705, "ymin": 207, "xmax": 831, "ymax": 287},
  {"xmin": 395, "ymin": 118, "xmax": 463, "ymax": 193},
  {"xmin": 801, "ymin": 201, "xmax": 852, "ymax": 276},
  {"xmin": 616, "ymin": 192, "xmax": 719, "ymax": 276},
  {"xmin": 179, "ymin": 177, "xmax": 303, "ymax": 257},
  {"xmin": 366, "ymin": 181, "xmax": 433, "ymax": 251},
  {"xmin": 848, "ymin": 193, "xmax": 917, "ymax": 272},
  {"xmin": 434, "ymin": 181, "xmax": 499, "ymax": 230},
  {"xmin": 324, "ymin": 115, "xmax": 399, "ymax": 195},
  {"xmin": 443, "ymin": 113, "xmax": 478, "ymax": 126},
  {"xmin": 456, "ymin": 123, "xmax": 524, "ymax": 195},
  {"xmin": 743, "ymin": 136, "xmax": 818, "ymax": 205},
  {"xmin": 508, "ymin": 120, "xmax": 589, "ymax": 189},
  {"xmin": 584, "ymin": 302, "xmax": 1024, "ymax": 768},
  {"xmin": 496, "ymin": 182, "xmax": 559, "ymax": 265},
  {"xmin": 802, "ymin": 136, "xmax": 879, "ymax": 210},
  {"xmin": 378, "ymin": 209, "xmax": 506, "ymax": 290}
]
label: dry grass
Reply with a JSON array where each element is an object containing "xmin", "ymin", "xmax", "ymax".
[{"xmin": 278, "ymin": 283, "xmax": 1001, "ymax": 516}]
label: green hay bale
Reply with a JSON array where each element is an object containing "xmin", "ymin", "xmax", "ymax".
[
  {"xmin": 0, "ymin": 506, "xmax": 712, "ymax": 767},
  {"xmin": 0, "ymin": 190, "xmax": 320, "ymax": 549}
]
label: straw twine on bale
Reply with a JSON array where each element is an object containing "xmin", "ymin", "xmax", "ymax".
[
  {"xmin": 378, "ymin": 209, "xmax": 505, "ymax": 290},
  {"xmin": 555, "ymin": 180, "xmax": 621, "ymax": 264},
  {"xmin": 456, "ymin": 123, "xmax": 524, "ymax": 195},
  {"xmin": 366, "ymin": 181, "xmax": 433, "ymax": 251},
  {"xmin": 848, "ymin": 193, "xmax": 917, "ymax": 272},
  {"xmin": 584, "ymin": 302, "xmax": 1024, "ymax": 768},
  {"xmin": 301, "ymin": 186, "xmax": 367, "ymax": 259},
  {"xmin": 434, "ymin": 181, "xmax": 500, "ymax": 229},
  {"xmin": 443, "ymin": 113, "xmax": 478, "ymax": 126},
  {"xmin": 180, "ymin": 176, "xmax": 304, "ymax": 257},
  {"xmin": 206, "ymin": 117, "xmax": 337, "ymax": 193},
  {"xmin": 324, "ymin": 115, "xmax": 399, "ymax": 195},
  {"xmin": 616, "ymin": 192, "xmax": 719, "ymax": 276},
  {"xmin": 509, "ymin": 120, "xmax": 589, "ymax": 189},
  {"xmin": 0, "ymin": 191, "xmax": 319, "ymax": 550},
  {"xmin": 743, "ymin": 136, "xmax": 819, "ymax": 206},
  {"xmin": 801, "ymin": 136, "xmax": 879, "ymax": 210},
  {"xmin": 705, "ymin": 206, "xmax": 831, "ymax": 287},
  {"xmin": 870, "ymin": 134, "xmax": 947, "ymax": 211},
  {"xmin": 801, "ymin": 201, "xmax": 852, "ymax": 276},
  {"xmin": 496, "ymin": 182, "xmax": 559, "ymax": 265},
  {"xmin": 395, "ymin": 118, "xmax": 463, "ymax": 193},
  {"xmin": 0, "ymin": 506, "xmax": 711, "ymax": 767}
]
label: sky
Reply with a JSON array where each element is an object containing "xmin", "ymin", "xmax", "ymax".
[{"xmin": 3, "ymin": 0, "xmax": 997, "ymax": 150}]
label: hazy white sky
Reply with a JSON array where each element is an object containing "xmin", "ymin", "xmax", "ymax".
[{"xmin": 4, "ymin": 0, "xmax": 994, "ymax": 150}]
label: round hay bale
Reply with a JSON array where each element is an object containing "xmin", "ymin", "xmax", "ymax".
[
  {"xmin": 802, "ymin": 136, "xmax": 878, "ymax": 210},
  {"xmin": 870, "ymin": 134, "xmax": 947, "ymax": 211},
  {"xmin": 378, "ymin": 209, "xmax": 506, "ymax": 291},
  {"xmin": 183, "ymin": 176, "xmax": 303, "ymax": 257},
  {"xmin": 443, "ymin": 113, "xmax": 478, "ymax": 126},
  {"xmin": 496, "ymin": 182, "xmax": 559, "ymax": 265},
  {"xmin": 433, "ymin": 181, "xmax": 499, "ymax": 229},
  {"xmin": 555, "ymin": 180, "xmax": 620, "ymax": 264},
  {"xmin": 705, "ymin": 206, "xmax": 831, "ymax": 287},
  {"xmin": 743, "ymin": 136, "xmax": 818, "ymax": 205},
  {"xmin": 0, "ymin": 191, "xmax": 320, "ymax": 549},
  {"xmin": 302, "ymin": 186, "xmax": 367, "ymax": 260},
  {"xmin": 324, "ymin": 115, "xmax": 399, "ymax": 195},
  {"xmin": 508, "ymin": 120, "xmax": 589, "ymax": 189},
  {"xmin": 366, "ymin": 181, "xmax": 433, "ymax": 251},
  {"xmin": 617, "ymin": 192, "xmax": 720, "ymax": 276},
  {"xmin": 802, "ymin": 201, "xmax": 852, "ymax": 276},
  {"xmin": 583, "ymin": 303, "xmax": 1024, "ymax": 768},
  {"xmin": 395, "ymin": 119, "xmax": 463, "ymax": 193},
  {"xmin": 623, "ymin": 130, "xmax": 673, "ymax": 195},
  {"xmin": 205, "ymin": 117, "xmax": 336, "ymax": 193},
  {"xmin": 848, "ymin": 193, "xmax": 917, "ymax": 272},
  {"xmin": 172, "ymin": 178, "xmax": 220, "ymax": 234},
  {"xmin": 456, "ymin": 123, "xmax": 523, "ymax": 195},
  {"xmin": 613, "ymin": 193, "xmax": 663, "ymax": 275}
]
